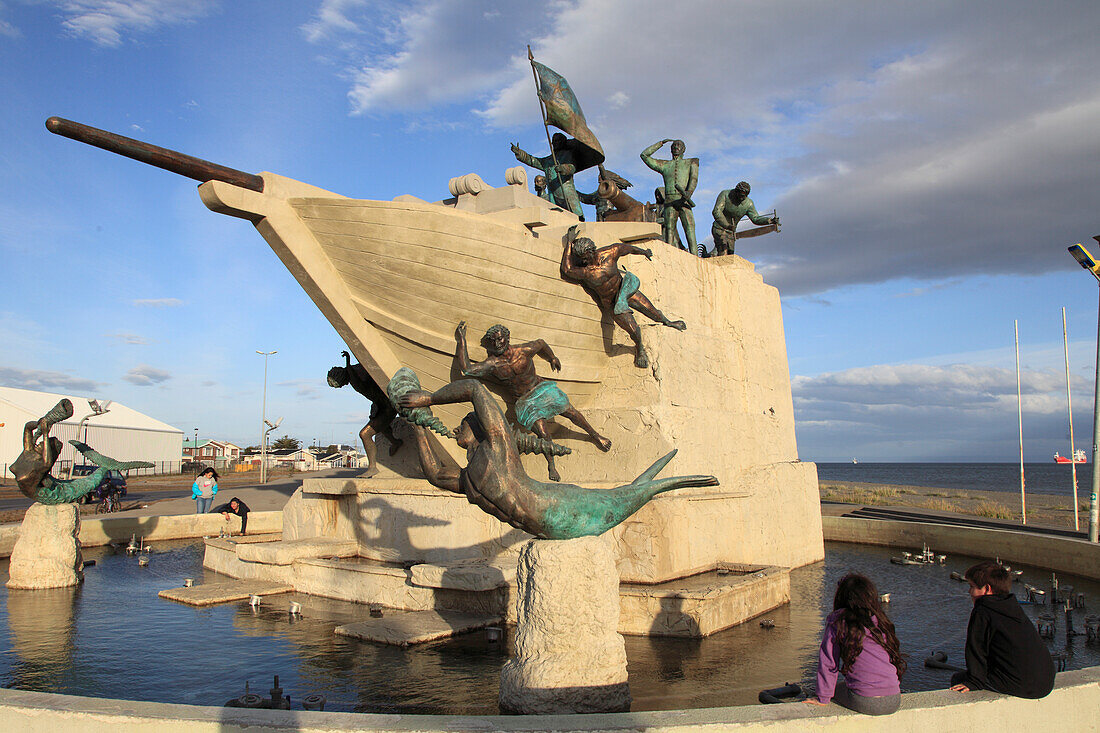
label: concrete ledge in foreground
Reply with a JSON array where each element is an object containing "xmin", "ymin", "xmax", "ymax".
[{"xmin": 0, "ymin": 667, "xmax": 1095, "ymax": 732}]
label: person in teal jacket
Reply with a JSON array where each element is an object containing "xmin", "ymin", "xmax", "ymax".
[{"xmin": 191, "ymin": 468, "xmax": 219, "ymax": 513}]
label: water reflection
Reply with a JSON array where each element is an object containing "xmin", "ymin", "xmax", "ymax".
[
  {"xmin": 5, "ymin": 585, "xmax": 79, "ymax": 691},
  {"xmin": 0, "ymin": 540, "xmax": 1097, "ymax": 712}
]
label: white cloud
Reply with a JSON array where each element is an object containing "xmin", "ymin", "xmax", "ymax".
[
  {"xmin": 106, "ymin": 332, "xmax": 149, "ymax": 345},
  {"xmin": 122, "ymin": 364, "xmax": 171, "ymax": 385},
  {"xmin": 313, "ymin": 0, "xmax": 1100, "ymax": 292},
  {"xmin": 132, "ymin": 297, "xmax": 183, "ymax": 307},
  {"xmin": 0, "ymin": 1, "xmax": 18, "ymax": 38},
  {"xmin": 0, "ymin": 366, "xmax": 105, "ymax": 392},
  {"xmin": 792, "ymin": 363, "xmax": 1093, "ymax": 461},
  {"xmin": 300, "ymin": 0, "xmax": 367, "ymax": 43},
  {"xmin": 52, "ymin": 0, "xmax": 217, "ymax": 48},
  {"xmin": 607, "ymin": 91, "xmax": 629, "ymax": 109},
  {"xmin": 278, "ymin": 378, "xmax": 323, "ymax": 400}
]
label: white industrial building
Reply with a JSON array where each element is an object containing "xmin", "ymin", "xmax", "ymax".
[{"xmin": 0, "ymin": 386, "xmax": 184, "ymax": 476}]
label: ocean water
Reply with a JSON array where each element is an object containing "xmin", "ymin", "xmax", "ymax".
[{"xmin": 816, "ymin": 462, "xmax": 1094, "ymax": 498}]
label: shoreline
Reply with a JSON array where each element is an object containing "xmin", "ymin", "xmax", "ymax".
[{"xmin": 820, "ymin": 480, "xmax": 1087, "ymax": 530}]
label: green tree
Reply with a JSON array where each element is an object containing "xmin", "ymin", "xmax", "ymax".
[{"xmin": 270, "ymin": 435, "xmax": 301, "ymax": 451}]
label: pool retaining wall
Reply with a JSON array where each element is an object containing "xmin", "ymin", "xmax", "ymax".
[
  {"xmin": 0, "ymin": 668, "xmax": 1095, "ymax": 732},
  {"xmin": 0, "ymin": 511, "xmax": 283, "ymax": 558},
  {"xmin": 821, "ymin": 514, "xmax": 1100, "ymax": 580}
]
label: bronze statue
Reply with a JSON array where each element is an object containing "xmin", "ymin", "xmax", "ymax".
[
  {"xmin": 512, "ymin": 134, "xmax": 586, "ymax": 219},
  {"xmin": 10, "ymin": 399, "xmax": 152, "ymax": 504},
  {"xmin": 711, "ymin": 182, "xmax": 779, "ymax": 256},
  {"xmin": 641, "ymin": 139, "xmax": 700, "ymax": 256},
  {"xmin": 327, "ymin": 350, "xmax": 403, "ymax": 477},
  {"xmin": 533, "ymin": 174, "xmax": 551, "ymax": 201},
  {"xmin": 579, "ymin": 167, "xmax": 634, "ymax": 222},
  {"xmin": 560, "ymin": 226, "xmax": 686, "ymax": 369},
  {"xmin": 396, "ymin": 375, "xmax": 718, "ymax": 539},
  {"xmin": 455, "ymin": 322, "xmax": 610, "ymax": 482}
]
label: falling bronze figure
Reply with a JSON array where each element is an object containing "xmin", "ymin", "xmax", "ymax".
[
  {"xmin": 327, "ymin": 350, "xmax": 403, "ymax": 477},
  {"xmin": 455, "ymin": 321, "xmax": 610, "ymax": 482},
  {"xmin": 10, "ymin": 399, "xmax": 153, "ymax": 504},
  {"xmin": 395, "ymin": 374, "xmax": 717, "ymax": 540},
  {"xmin": 560, "ymin": 225, "xmax": 687, "ymax": 369}
]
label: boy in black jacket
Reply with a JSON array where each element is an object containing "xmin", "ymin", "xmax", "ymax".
[{"xmin": 950, "ymin": 560, "xmax": 1055, "ymax": 699}]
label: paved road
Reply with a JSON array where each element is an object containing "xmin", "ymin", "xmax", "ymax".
[{"xmin": 0, "ymin": 467, "xmax": 366, "ymax": 516}]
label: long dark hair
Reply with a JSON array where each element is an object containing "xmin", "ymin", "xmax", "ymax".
[{"xmin": 832, "ymin": 573, "xmax": 906, "ymax": 678}]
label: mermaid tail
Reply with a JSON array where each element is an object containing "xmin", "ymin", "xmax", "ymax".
[
  {"xmin": 32, "ymin": 442, "xmax": 153, "ymax": 505},
  {"xmin": 69, "ymin": 441, "xmax": 155, "ymax": 472},
  {"xmin": 535, "ymin": 451, "xmax": 719, "ymax": 539}
]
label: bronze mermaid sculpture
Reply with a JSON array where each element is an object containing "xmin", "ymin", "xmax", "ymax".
[
  {"xmin": 9, "ymin": 399, "xmax": 153, "ymax": 504},
  {"xmin": 391, "ymin": 370, "xmax": 717, "ymax": 539}
]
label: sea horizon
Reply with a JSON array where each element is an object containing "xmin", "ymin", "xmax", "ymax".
[{"xmin": 814, "ymin": 461, "xmax": 1092, "ymax": 497}]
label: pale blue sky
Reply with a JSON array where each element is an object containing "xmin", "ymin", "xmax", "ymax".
[{"xmin": 1, "ymin": 0, "xmax": 1098, "ymax": 461}]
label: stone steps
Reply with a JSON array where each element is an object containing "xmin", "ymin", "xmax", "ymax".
[
  {"xmin": 334, "ymin": 610, "xmax": 502, "ymax": 646},
  {"xmin": 158, "ymin": 580, "xmax": 293, "ymax": 606}
]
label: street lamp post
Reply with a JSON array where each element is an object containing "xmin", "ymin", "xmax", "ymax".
[
  {"xmin": 1067, "ymin": 239, "xmax": 1100, "ymax": 542},
  {"xmin": 256, "ymin": 350, "xmax": 277, "ymax": 484},
  {"xmin": 193, "ymin": 427, "xmax": 198, "ymax": 465},
  {"xmin": 68, "ymin": 399, "xmax": 110, "ymax": 478}
]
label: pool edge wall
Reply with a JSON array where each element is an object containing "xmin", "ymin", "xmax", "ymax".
[
  {"xmin": 822, "ymin": 514, "xmax": 1100, "ymax": 581},
  {"xmin": 0, "ymin": 511, "xmax": 284, "ymax": 557},
  {"xmin": 0, "ymin": 668, "xmax": 1096, "ymax": 732}
]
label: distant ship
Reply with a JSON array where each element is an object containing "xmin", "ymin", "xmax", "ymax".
[{"xmin": 1053, "ymin": 450, "xmax": 1087, "ymax": 464}]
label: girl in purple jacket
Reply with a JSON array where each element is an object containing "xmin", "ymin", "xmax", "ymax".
[{"xmin": 805, "ymin": 573, "xmax": 905, "ymax": 715}]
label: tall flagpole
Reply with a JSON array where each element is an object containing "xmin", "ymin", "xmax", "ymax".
[
  {"xmin": 528, "ymin": 46, "xmax": 560, "ymax": 170},
  {"xmin": 1064, "ymin": 306, "xmax": 1081, "ymax": 530},
  {"xmin": 1016, "ymin": 320, "xmax": 1027, "ymax": 525}
]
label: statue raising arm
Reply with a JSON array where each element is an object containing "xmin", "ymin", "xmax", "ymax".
[
  {"xmin": 560, "ymin": 225, "xmax": 585, "ymax": 281},
  {"xmin": 640, "ymin": 139, "xmax": 671, "ymax": 172},
  {"xmin": 511, "ymin": 143, "xmax": 544, "ymax": 171},
  {"xmin": 454, "ymin": 321, "xmax": 497, "ymax": 379}
]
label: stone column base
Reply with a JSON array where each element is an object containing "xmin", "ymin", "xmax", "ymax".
[
  {"xmin": 499, "ymin": 535, "xmax": 630, "ymax": 714},
  {"xmin": 7, "ymin": 503, "xmax": 83, "ymax": 590}
]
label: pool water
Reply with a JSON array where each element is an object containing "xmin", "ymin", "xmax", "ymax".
[{"xmin": 1, "ymin": 541, "xmax": 1097, "ymax": 713}]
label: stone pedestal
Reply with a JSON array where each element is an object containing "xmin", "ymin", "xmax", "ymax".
[
  {"xmin": 499, "ymin": 536, "xmax": 630, "ymax": 714},
  {"xmin": 7, "ymin": 503, "xmax": 83, "ymax": 590}
]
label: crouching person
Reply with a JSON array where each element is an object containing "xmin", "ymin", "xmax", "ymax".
[
  {"xmin": 950, "ymin": 560, "xmax": 1055, "ymax": 699},
  {"xmin": 212, "ymin": 496, "xmax": 250, "ymax": 536}
]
